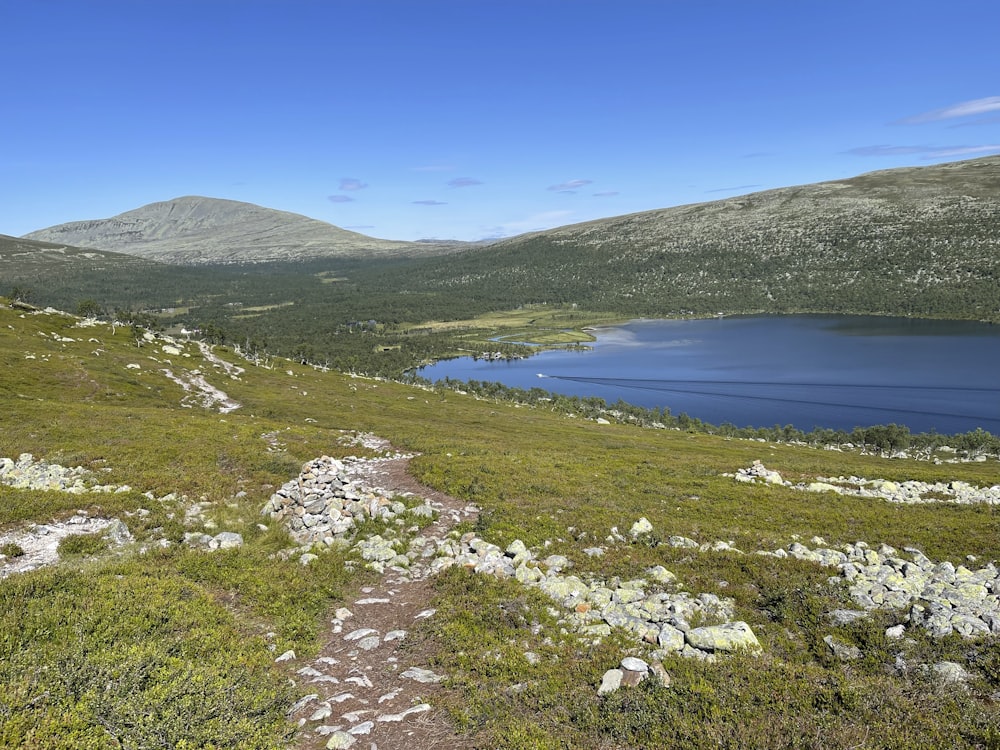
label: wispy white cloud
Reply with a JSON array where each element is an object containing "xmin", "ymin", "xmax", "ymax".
[
  {"xmin": 413, "ymin": 200, "xmax": 448, "ymax": 205},
  {"xmin": 593, "ymin": 191, "xmax": 619, "ymax": 197},
  {"xmin": 949, "ymin": 114, "xmax": 1000, "ymax": 129},
  {"xmin": 706, "ymin": 184, "xmax": 760, "ymax": 193},
  {"xmin": 548, "ymin": 179, "xmax": 593, "ymax": 192},
  {"xmin": 923, "ymin": 145, "xmax": 1000, "ymax": 158},
  {"xmin": 481, "ymin": 210, "xmax": 575, "ymax": 239},
  {"xmin": 898, "ymin": 96, "xmax": 1000, "ymax": 124},
  {"xmin": 448, "ymin": 177, "xmax": 483, "ymax": 188},
  {"xmin": 327, "ymin": 195, "xmax": 355, "ymax": 203},
  {"xmin": 847, "ymin": 144, "xmax": 1000, "ymax": 158},
  {"xmin": 339, "ymin": 177, "xmax": 368, "ymax": 191}
]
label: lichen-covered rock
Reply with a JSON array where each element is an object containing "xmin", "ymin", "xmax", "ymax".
[
  {"xmin": 685, "ymin": 621, "xmax": 761, "ymax": 654},
  {"xmin": 210, "ymin": 531, "xmax": 243, "ymax": 550},
  {"xmin": 630, "ymin": 517, "xmax": 653, "ymax": 538}
]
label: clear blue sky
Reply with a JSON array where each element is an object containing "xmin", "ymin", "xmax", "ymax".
[{"xmin": 3, "ymin": 0, "xmax": 999, "ymax": 242}]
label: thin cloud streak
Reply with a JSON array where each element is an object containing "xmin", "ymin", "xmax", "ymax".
[
  {"xmin": 898, "ymin": 96, "xmax": 1000, "ymax": 124},
  {"xmin": 593, "ymin": 191, "xmax": 619, "ymax": 197},
  {"xmin": 327, "ymin": 195, "xmax": 355, "ymax": 203},
  {"xmin": 482, "ymin": 209, "xmax": 575, "ymax": 239},
  {"xmin": 949, "ymin": 114, "xmax": 1000, "ymax": 129},
  {"xmin": 413, "ymin": 200, "xmax": 448, "ymax": 205},
  {"xmin": 339, "ymin": 178, "xmax": 368, "ymax": 191},
  {"xmin": 548, "ymin": 179, "xmax": 592, "ymax": 192},
  {"xmin": 847, "ymin": 144, "xmax": 1000, "ymax": 158},
  {"xmin": 706, "ymin": 184, "xmax": 760, "ymax": 193},
  {"xmin": 448, "ymin": 177, "xmax": 483, "ymax": 188}
]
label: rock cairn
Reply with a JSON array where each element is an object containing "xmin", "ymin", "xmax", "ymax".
[{"xmin": 263, "ymin": 455, "xmax": 434, "ymax": 547}]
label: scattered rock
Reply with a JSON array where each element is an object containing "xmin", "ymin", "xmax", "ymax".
[
  {"xmin": 598, "ymin": 668, "xmax": 624, "ymax": 695},
  {"xmin": 823, "ymin": 635, "xmax": 862, "ymax": 661},
  {"xmin": 629, "ymin": 517, "xmax": 653, "ymax": 538},
  {"xmin": 685, "ymin": 622, "xmax": 762, "ymax": 654},
  {"xmin": 827, "ymin": 609, "xmax": 869, "ymax": 626},
  {"xmin": 400, "ymin": 667, "xmax": 444, "ymax": 684},
  {"xmin": 931, "ymin": 661, "xmax": 971, "ymax": 687},
  {"xmin": 325, "ymin": 730, "xmax": 357, "ymax": 749}
]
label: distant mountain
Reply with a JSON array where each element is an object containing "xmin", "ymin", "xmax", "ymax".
[
  {"xmin": 24, "ymin": 196, "xmax": 467, "ymax": 264},
  {"xmin": 390, "ymin": 155, "xmax": 1000, "ymax": 321}
]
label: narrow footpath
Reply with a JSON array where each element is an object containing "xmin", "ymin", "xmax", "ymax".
[{"xmin": 288, "ymin": 455, "xmax": 479, "ymax": 750}]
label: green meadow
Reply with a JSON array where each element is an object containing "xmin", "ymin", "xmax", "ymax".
[{"xmin": 1, "ymin": 301, "xmax": 999, "ymax": 748}]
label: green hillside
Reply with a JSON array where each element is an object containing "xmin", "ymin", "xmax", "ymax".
[
  {"xmin": 380, "ymin": 155, "xmax": 1000, "ymax": 322},
  {"xmin": 2, "ymin": 300, "xmax": 999, "ymax": 748}
]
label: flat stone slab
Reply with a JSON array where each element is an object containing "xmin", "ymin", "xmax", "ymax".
[
  {"xmin": 400, "ymin": 667, "xmax": 444, "ymax": 684},
  {"xmin": 377, "ymin": 704, "xmax": 432, "ymax": 722},
  {"xmin": 344, "ymin": 628, "xmax": 378, "ymax": 641},
  {"xmin": 685, "ymin": 621, "xmax": 762, "ymax": 653}
]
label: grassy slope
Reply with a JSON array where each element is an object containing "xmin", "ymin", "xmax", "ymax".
[
  {"xmin": 1, "ymin": 302, "xmax": 999, "ymax": 748},
  {"xmin": 376, "ymin": 156, "xmax": 1000, "ymax": 324}
]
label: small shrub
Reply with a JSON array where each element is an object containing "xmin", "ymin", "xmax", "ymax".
[
  {"xmin": 58, "ymin": 534, "xmax": 108, "ymax": 557},
  {"xmin": 0, "ymin": 542, "xmax": 25, "ymax": 558}
]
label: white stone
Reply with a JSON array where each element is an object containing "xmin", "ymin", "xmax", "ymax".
[{"xmin": 598, "ymin": 668, "xmax": 623, "ymax": 695}]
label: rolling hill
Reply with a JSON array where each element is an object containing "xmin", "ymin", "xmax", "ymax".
[
  {"xmin": 389, "ymin": 155, "xmax": 1000, "ymax": 321},
  {"xmin": 23, "ymin": 196, "xmax": 468, "ymax": 264}
]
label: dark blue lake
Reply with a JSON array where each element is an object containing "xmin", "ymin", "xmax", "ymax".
[{"xmin": 418, "ymin": 315, "xmax": 1000, "ymax": 435}]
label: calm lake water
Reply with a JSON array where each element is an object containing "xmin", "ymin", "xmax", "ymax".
[{"xmin": 418, "ymin": 315, "xmax": 1000, "ymax": 435}]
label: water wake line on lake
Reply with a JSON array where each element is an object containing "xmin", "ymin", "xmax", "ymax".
[{"xmin": 540, "ymin": 374, "xmax": 1000, "ymax": 426}]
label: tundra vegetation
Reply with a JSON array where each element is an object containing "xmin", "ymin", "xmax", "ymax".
[{"xmin": 1, "ymin": 300, "xmax": 999, "ymax": 748}]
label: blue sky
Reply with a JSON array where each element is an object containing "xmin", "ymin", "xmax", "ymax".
[{"xmin": 3, "ymin": 0, "xmax": 999, "ymax": 242}]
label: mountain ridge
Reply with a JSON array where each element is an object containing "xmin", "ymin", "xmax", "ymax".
[{"xmin": 24, "ymin": 195, "xmax": 469, "ymax": 264}]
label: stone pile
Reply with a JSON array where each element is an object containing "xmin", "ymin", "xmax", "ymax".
[
  {"xmin": 378, "ymin": 529, "xmax": 762, "ymax": 661},
  {"xmin": 263, "ymin": 456, "xmax": 433, "ymax": 546},
  {"xmin": 0, "ymin": 453, "xmax": 130, "ymax": 494},
  {"xmin": 761, "ymin": 540, "xmax": 1000, "ymax": 639},
  {"xmin": 733, "ymin": 461, "xmax": 1000, "ymax": 506},
  {"xmin": 734, "ymin": 460, "xmax": 786, "ymax": 485},
  {"xmin": 803, "ymin": 476, "xmax": 1000, "ymax": 506}
]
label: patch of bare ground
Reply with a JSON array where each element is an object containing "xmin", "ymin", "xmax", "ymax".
[{"xmin": 288, "ymin": 455, "xmax": 479, "ymax": 750}]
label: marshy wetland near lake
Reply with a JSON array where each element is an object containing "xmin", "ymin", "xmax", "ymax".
[{"xmin": 419, "ymin": 315, "xmax": 1000, "ymax": 435}]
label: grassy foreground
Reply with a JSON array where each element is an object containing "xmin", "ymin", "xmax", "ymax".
[{"xmin": 1, "ymin": 301, "xmax": 999, "ymax": 748}]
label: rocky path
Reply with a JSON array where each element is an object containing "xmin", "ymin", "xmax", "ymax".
[{"xmin": 287, "ymin": 456, "xmax": 479, "ymax": 750}]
